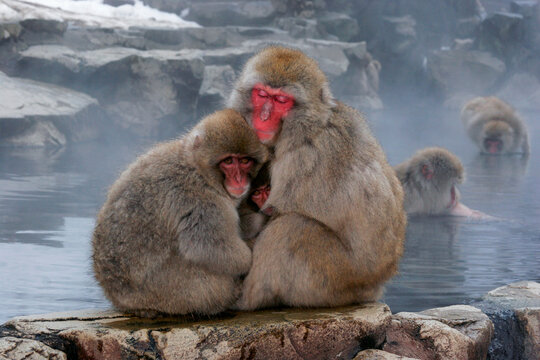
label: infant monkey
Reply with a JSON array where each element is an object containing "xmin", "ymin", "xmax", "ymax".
[
  {"xmin": 239, "ymin": 163, "xmax": 271, "ymax": 243},
  {"xmin": 92, "ymin": 109, "xmax": 268, "ymax": 317}
]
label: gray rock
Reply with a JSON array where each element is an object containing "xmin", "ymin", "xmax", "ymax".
[
  {"xmin": 0, "ymin": 71, "xmax": 106, "ymax": 147},
  {"xmin": 0, "ymin": 337, "xmax": 67, "ymax": 360},
  {"xmin": 1, "ymin": 304, "xmax": 391, "ymax": 360},
  {"xmin": 317, "ymin": 11, "xmax": 360, "ymax": 42},
  {"xmin": 427, "ymin": 49, "xmax": 506, "ymax": 102},
  {"xmin": 477, "ymin": 11, "xmax": 526, "ymax": 66},
  {"xmin": 196, "ymin": 65, "xmax": 236, "ymax": 118},
  {"xmin": 186, "ymin": 1, "xmax": 276, "ymax": 27},
  {"xmin": 510, "ymin": 1, "xmax": 539, "ymax": 18},
  {"xmin": 17, "ymin": 45, "xmax": 205, "ymax": 137},
  {"xmin": 383, "ymin": 305, "xmax": 493, "ymax": 360}
]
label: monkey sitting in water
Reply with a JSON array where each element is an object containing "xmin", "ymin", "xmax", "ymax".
[
  {"xmin": 92, "ymin": 109, "xmax": 268, "ymax": 317},
  {"xmin": 461, "ymin": 96, "xmax": 529, "ymax": 155},
  {"xmin": 395, "ymin": 147, "xmax": 490, "ymax": 218}
]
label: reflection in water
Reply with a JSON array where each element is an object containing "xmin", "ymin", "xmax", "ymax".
[{"xmin": 0, "ymin": 108, "xmax": 539, "ymax": 323}]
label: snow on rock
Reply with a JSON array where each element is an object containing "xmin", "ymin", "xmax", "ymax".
[{"xmin": 0, "ymin": 0, "xmax": 200, "ymax": 29}]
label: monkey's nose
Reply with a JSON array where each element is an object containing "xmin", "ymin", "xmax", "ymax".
[{"xmin": 261, "ymin": 102, "xmax": 272, "ymax": 121}]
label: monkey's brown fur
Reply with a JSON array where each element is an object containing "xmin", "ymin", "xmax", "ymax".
[
  {"xmin": 395, "ymin": 147, "xmax": 464, "ymax": 215},
  {"xmin": 228, "ymin": 46, "xmax": 407, "ymax": 309},
  {"xmin": 92, "ymin": 109, "xmax": 268, "ymax": 317},
  {"xmin": 461, "ymin": 96, "xmax": 529, "ymax": 155}
]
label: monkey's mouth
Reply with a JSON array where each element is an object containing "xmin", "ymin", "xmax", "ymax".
[{"xmin": 483, "ymin": 138, "xmax": 502, "ymax": 154}]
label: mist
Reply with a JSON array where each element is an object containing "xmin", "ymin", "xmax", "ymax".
[{"xmin": 0, "ymin": 0, "xmax": 539, "ymax": 331}]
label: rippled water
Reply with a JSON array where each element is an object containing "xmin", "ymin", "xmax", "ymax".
[{"xmin": 0, "ymin": 107, "xmax": 538, "ymax": 323}]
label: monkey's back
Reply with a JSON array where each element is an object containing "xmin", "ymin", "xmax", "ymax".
[{"xmin": 92, "ymin": 139, "xmax": 236, "ymax": 315}]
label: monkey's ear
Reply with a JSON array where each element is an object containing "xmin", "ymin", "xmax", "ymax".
[
  {"xmin": 321, "ymin": 84, "xmax": 336, "ymax": 107},
  {"xmin": 421, "ymin": 164, "xmax": 434, "ymax": 180}
]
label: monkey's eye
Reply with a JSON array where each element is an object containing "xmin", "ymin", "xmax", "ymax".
[
  {"xmin": 274, "ymin": 95, "xmax": 291, "ymax": 104},
  {"xmin": 252, "ymin": 190, "xmax": 261, "ymax": 196},
  {"xmin": 239, "ymin": 157, "xmax": 252, "ymax": 164},
  {"xmin": 223, "ymin": 157, "xmax": 233, "ymax": 165},
  {"xmin": 256, "ymin": 89, "xmax": 269, "ymax": 98}
]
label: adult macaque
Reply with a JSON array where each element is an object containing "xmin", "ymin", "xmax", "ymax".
[
  {"xmin": 92, "ymin": 109, "xmax": 268, "ymax": 317},
  {"xmin": 461, "ymin": 96, "xmax": 529, "ymax": 155},
  {"xmin": 395, "ymin": 147, "xmax": 490, "ymax": 219},
  {"xmin": 228, "ymin": 46, "xmax": 406, "ymax": 310},
  {"xmin": 238, "ymin": 163, "xmax": 271, "ymax": 243}
]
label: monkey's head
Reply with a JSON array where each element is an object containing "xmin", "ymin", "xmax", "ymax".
[
  {"xmin": 481, "ymin": 120, "xmax": 514, "ymax": 154},
  {"xmin": 245, "ymin": 162, "xmax": 271, "ymax": 211},
  {"xmin": 410, "ymin": 147, "xmax": 464, "ymax": 210},
  {"xmin": 187, "ymin": 109, "xmax": 269, "ymax": 199},
  {"xmin": 228, "ymin": 46, "xmax": 335, "ymax": 146}
]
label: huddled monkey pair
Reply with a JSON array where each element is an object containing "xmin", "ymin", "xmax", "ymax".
[
  {"xmin": 396, "ymin": 96, "xmax": 529, "ymax": 218},
  {"xmin": 92, "ymin": 46, "xmax": 407, "ymax": 317}
]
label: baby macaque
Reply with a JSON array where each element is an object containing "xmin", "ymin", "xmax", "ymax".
[
  {"xmin": 461, "ymin": 96, "xmax": 529, "ymax": 155},
  {"xmin": 395, "ymin": 147, "xmax": 490, "ymax": 218},
  {"xmin": 92, "ymin": 109, "xmax": 268, "ymax": 317},
  {"xmin": 238, "ymin": 163, "xmax": 271, "ymax": 243}
]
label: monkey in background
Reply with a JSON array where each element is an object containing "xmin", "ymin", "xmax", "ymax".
[
  {"xmin": 239, "ymin": 163, "xmax": 271, "ymax": 244},
  {"xmin": 461, "ymin": 96, "xmax": 529, "ymax": 155},
  {"xmin": 228, "ymin": 46, "xmax": 406, "ymax": 310},
  {"xmin": 395, "ymin": 147, "xmax": 490, "ymax": 219},
  {"xmin": 92, "ymin": 109, "xmax": 268, "ymax": 317}
]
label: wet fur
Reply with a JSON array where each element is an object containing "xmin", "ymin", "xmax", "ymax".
[{"xmin": 92, "ymin": 109, "xmax": 268, "ymax": 317}]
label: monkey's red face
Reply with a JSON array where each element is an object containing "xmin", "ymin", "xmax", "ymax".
[
  {"xmin": 251, "ymin": 83, "xmax": 295, "ymax": 143},
  {"xmin": 219, "ymin": 155, "xmax": 254, "ymax": 198},
  {"xmin": 251, "ymin": 184, "xmax": 270, "ymax": 209}
]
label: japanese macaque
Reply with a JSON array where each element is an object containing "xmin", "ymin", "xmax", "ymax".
[
  {"xmin": 461, "ymin": 96, "xmax": 530, "ymax": 155},
  {"xmin": 395, "ymin": 147, "xmax": 490, "ymax": 218},
  {"xmin": 239, "ymin": 163, "xmax": 271, "ymax": 243},
  {"xmin": 228, "ymin": 46, "xmax": 406, "ymax": 310},
  {"xmin": 92, "ymin": 109, "xmax": 268, "ymax": 317}
]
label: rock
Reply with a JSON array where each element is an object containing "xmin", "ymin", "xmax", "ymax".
[
  {"xmin": 353, "ymin": 349, "xmax": 419, "ymax": 360},
  {"xmin": 0, "ymin": 304, "xmax": 391, "ymax": 360},
  {"xmin": 16, "ymin": 45, "xmax": 205, "ymax": 137},
  {"xmin": 475, "ymin": 281, "xmax": 540, "ymax": 359},
  {"xmin": 0, "ymin": 71, "xmax": 106, "ymax": 147},
  {"xmin": 275, "ymin": 17, "xmax": 326, "ymax": 39},
  {"xmin": 0, "ymin": 337, "xmax": 67, "ymax": 360},
  {"xmin": 496, "ymin": 72, "xmax": 540, "ymax": 110},
  {"xmin": 186, "ymin": 1, "xmax": 276, "ymax": 27},
  {"xmin": 514, "ymin": 307, "xmax": 540, "ymax": 360},
  {"xmin": 510, "ymin": 1, "xmax": 539, "ymax": 19},
  {"xmin": 20, "ymin": 19, "xmax": 67, "ymax": 36},
  {"xmin": 196, "ymin": 65, "xmax": 236, "ymax": 118},
  {"xmin": 477, "ymin": 11, "xmax": 526, "ymax": 66},
  {"xmin": 383, "ymin": 305, "xmax": 493, "ymax": 360},
  {"xmin": 317, "ymin": 11, "xmax": 360, "ymax": 42},
  {"xmin": 427, "ymin": 49, "xmax": 506, "ymax": 102}
]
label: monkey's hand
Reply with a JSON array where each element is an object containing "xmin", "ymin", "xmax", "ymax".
[{"xmin": 260, "ymin": 205, "xmax": 276, "ymax": 216}]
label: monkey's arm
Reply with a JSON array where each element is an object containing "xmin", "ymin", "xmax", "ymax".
[{"xmin": 173, "ymin": 201, "xmax": 252, "ymax": 276}]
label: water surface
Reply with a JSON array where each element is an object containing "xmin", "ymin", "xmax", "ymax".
[{"xmin": 0, "ymin": 106, "xmax": 538, "ymax": 323}]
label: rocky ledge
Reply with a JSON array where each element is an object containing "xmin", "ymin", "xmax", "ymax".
[{"xmin": 2, "ymin": 281, "xmax": 538, "ymax": 360}]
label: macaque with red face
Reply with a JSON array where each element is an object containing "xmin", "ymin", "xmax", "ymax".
[
  {"xmin": 395, "ymin": 147, "xmax": 491, "ymax": 219},
  {"xmin": 228, "ymin": 46, "xmax": 406, "ymax": 310},
  {"xmin": 461, "ymin": 96, "xmax": 529, "ymax": 155},
  {"xmin": 92, "ymin": 109, "xmax": 268, "ymax": 317}
]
